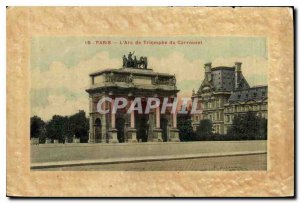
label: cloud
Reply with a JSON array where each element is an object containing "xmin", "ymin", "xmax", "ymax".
[
  {"xmin": 31, "ymin": 52, "xmax": 120, "ymax": 91},
  {"xmin": 31, "ymin": 51, "xmax": 120, "ymax": 120},
  {"xmin": 149, "ymin": 52, "xmax": 205, "ymax": 97},
  {"xmin": 31, "ymin": 95, "xmax": 89, "ymax": 121}
]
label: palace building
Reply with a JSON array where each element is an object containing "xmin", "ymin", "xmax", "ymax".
[
  {"xmin": 86, "ymin": 53, "xmax": 180, "ymax": 143},
  {"xmin": 191, "ymin": 62, "xmax": 268, "ymax": 134}
]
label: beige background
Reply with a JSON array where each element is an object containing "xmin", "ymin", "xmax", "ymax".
[{"xmin": 6, "ymin": 7, "xmax": 294, "ymax": 197}]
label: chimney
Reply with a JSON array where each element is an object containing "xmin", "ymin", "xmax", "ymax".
[
  {"xmin": 204, "ymin": 62, "xmax": 212, "ymax": 81},
  {"xmin": 234, "ymin": 62, "xmax": 242, "ymax": 89}
]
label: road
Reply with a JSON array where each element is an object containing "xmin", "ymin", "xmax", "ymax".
[{"xmin": 35, "ymin": 154, "xmax": 267, "ymax": 171}]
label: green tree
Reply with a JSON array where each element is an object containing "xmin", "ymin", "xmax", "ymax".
[
  {"xmin": 228, "ymin": 112, "xmax": 267, "ymax": 140},
  {"xmin": 30, "ymin": 116, "xmax": 45, "ymax": 139},
  {"xmin": 46, "ymin": 115, "xmax": 69, "ymax": 143},
  {"xmin": 258, "ymin": 118, "xmax": 268, "ymax": 140},
  {"xmin": 69, "ymin": 110, "xmax": 89, "ymax": 143},
  {"xmin": 195, "ymin": 119, "xmax": 213, "ymax": 141},
  {"xmin": 177, "ymin": 114, "xmax": 196, "ymax": 141}
]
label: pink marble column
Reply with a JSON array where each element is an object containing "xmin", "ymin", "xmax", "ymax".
[
  {"xmin": 130, "ymin": 110, "xmax": 135, "ymax": 128},
  {"xmin": 129, "ymin": 98, "xmax": 135, "ymax": 128},
  {"xmin": 172, "ymin": 111, "xmax": 177, "ymax": 128},
  {"xmin": 156, "ymin": 106, "xmax": 160, "ymax": 128},
  {"xmin": 111, "ymin": 98, "xmax": 115, "ymax": 129},
  {"xmin": 128, "ymin": 98, "xmax": 137, "ymax": 142}
]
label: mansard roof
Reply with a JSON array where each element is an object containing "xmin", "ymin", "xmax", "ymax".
[
  {"xmin": 197, "ymin": 66, "xmax": 250, "ymax": 94},
  {"xmin": 212, "ymin": 66, "xmax": 235, "ymax": 71},
  {"xmin": 227, "ymin": 86, "xmax": 268, "ymax": 103}
]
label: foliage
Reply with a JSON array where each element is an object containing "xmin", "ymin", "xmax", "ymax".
[
  {"xmin": 195, "ymin": 119, "xmax": 213, "ymax": 141},
  {"xmin": 45, "ymin": 115, "xmax": 69, "ymax": 142},
  {"xmin": 177, "ymin": 113, "xmax": 196, "ymax": 141},
  {"xmin": 69, "ymin": 110, "xmax": 89, "ymax": 143},
  {"xmin": 30, "ymin": 116, "xmax": 45, "ymax": 139},
  {"xmin": 30, "ymin": 110, "xmax": 89, "ymax": 143},
  {"xmin": 227, "ymin": 112, "xmax": 267, "ymax": 140}
]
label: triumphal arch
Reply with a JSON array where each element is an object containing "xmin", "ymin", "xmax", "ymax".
[{"xmin": 86, "ymin": 52, "xmax": 180, "ymax": 143}]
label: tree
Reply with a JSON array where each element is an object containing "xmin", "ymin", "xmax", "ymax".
[
  {"xmin": 30, "ymin": 116, "xmax": 45, "ymax": 139},
  {"xmin": 69, "ymin": 110, "xmax": 89, "ymax": 143},
  {"xmin": 258, "ymin": 117, "xmax": 268, "ymax": 140},
  {"xmin": 228, "ymin": 112, "xmax": 267, "ymax": 140},
  {"xmin": 46, "ymin": 115, "xmax": 69, "ymax": 143},
  {"xmin": 195, "ymin": 119, "xmax": 213, "ymax": 141},
  {"xmin": 177, "ymin": 114, "xmax": 196, "ymax": 141}
]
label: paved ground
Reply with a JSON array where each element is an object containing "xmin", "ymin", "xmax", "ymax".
[
  {"xmin": 31, "ymin": 140, "xmax": 267, "ymax": 163},
  {"xmin": 35, "ymin": 154, "xmax": 267, "ymax": 171}
]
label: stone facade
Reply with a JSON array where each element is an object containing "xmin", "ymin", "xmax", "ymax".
[
  {"xmin": 192, "ymin": 62, "xmax": 268, "ymax": 134},
  {"xmin": 86, "ymin": 67, "xmax": 180, "ymax": 143}
]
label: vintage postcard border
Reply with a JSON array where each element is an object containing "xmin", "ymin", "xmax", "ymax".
[{"xmin": 7, "ymin": 7, "xmax": 294, "ymax": 197}]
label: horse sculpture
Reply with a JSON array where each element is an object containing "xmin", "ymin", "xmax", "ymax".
[
  {"xmin": 137, "ymin": 56, "xmax": 148, "ymax": 69},
  {"xmin": 123, "ymin": 53, "xmax": 148, "ymax": 69}
]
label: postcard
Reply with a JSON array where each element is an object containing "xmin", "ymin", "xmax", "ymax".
[{"xmin": 7, "ymin": 7, "xmax": 294, "ymax": 197}]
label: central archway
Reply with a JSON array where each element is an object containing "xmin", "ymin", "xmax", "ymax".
[{"xmin": 136, "ymin": 114, "xmax": 149, "ymax": 142}]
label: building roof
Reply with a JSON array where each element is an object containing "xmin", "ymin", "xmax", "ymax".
[
  {"xmin": 227, "ymin": 86, "xmax": 268, "ymax": 103},
  {"xmin": 197, "ymin": 66, "xmax": 250, "ymax": 94},
  {"xmin": 212, "ymin": 66, "xmax": 235, "ymax": 71},
  {"xmin": 89, "ymin": 67, "xmax": 174, "ymax": 77}
]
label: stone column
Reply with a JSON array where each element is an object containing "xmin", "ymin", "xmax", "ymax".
[
  {"xmin": 111, "ymin": 98, "xmax": 116, "ymax": 128},
  {"xmin": 108, "ymin": 97, "xmax": 118, "ymax": 143},
  {"xmin": 156, "ymin": 106, "xmax": 160, "ymax": 128},
  {"xmin": 130, "ymin": 108, "xmax": 135, "ymax": 128},
  {"xmin": 170, "ymin": 111, "xmax": 180, "ymax": 142},
  {"xmin": 127, "ymin": 97, "xmax": 137, "ymax": 142},
  {"xmin": 172, "ymin": 111, "xmax": 177, "ymax": 128},
  {"xmin": 153, "ymin": 101, "xmax": 162, "ymax": 142},
  {"xmin": 101, "ymin": 94, "xmax": 107, "ymax": 143},
  {"xmin": 88, "ymin": 97, "xmax": 95, "ymax": 143}
]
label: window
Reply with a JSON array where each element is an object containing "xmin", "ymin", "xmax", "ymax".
[{"xmin": 226, "ymin": 115, "xmax": 230, "ymax": 122}]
